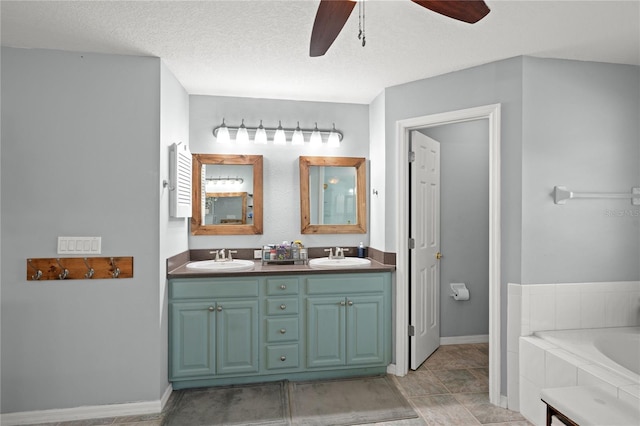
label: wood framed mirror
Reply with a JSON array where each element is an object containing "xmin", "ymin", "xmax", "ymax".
[
  {"xmin": 299, "ymin": 156, "xmax": 366, "ymax": 234},
  {"xmin": 192, "ymin": 154, "xmax": 263, "ymax": 235}
]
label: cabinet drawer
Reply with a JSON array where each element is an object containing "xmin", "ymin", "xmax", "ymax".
[
  {"xmin": 266, "ymin": 278, "xmax": 299, "ymax": 295},
  {"xmin": 266, "ymin": 298, "xmax": 299, "ymax": 315},
  {"xmin": 306, "ymin": 274, "xmax": 385, "ymax": 295},
  {"xmin": 266, "ymin": 318, "xmax": 299, "ymax": 342},
  {"xmin": 266, "ymin": 344, "xmax": 299, "ymax": 369},
  {"xmin": 170, "ymin": 278, "xmax": 259, "ymax": 299}
]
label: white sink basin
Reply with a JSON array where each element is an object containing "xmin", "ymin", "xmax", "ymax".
[
  {"xmin": 186, "ymin": 259, "xmax": 255, "ymax": 272},
  {"xmin": 308, "ymin": 257, "xmax": 371, "ymax": 269}
]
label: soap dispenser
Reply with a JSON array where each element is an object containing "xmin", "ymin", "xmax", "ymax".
[{"xmin": 358, "ymin": 242, "xmax": 365, "ymax": 258}]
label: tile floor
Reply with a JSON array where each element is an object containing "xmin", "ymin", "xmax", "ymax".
[{"xmin": 27, "ymin": 343, "xmax": 532, "ymax": 426}]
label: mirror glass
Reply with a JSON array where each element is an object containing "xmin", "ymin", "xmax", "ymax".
[
  {"xmin": 299, "ymin": 156, "xmax": 366, "ymax": 234},
  {"xmin": 192, "ymin": 154, "xmax": 263, "ymax": 235},
  {"xmin": 308, "ymin": 166, "xmax": 357, "ymax": 225}
]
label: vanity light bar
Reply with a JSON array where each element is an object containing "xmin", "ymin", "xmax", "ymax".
[{"xmin": 213, "ymin": 119, "xmax": 343, "ymax": 145}]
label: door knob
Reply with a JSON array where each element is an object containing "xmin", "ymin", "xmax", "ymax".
[{"xmin": 436, "ymin": 252, "xmax": 442, "ymax": 260}]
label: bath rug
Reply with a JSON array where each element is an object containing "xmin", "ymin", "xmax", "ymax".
[
  {"xmin": 163, "ymin": 381, "xmax": 289, "ymax": 426},
  {"xmin": 288, "ymin": 375, "xmax": 419, "ymax": 425}
]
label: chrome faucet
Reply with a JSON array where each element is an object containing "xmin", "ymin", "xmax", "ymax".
[
  {"xmin": 209, "ymin": 249, "xmax": 226, "ymax": 262},
  {"xmin": 324, "ymin": 248, "xmax": 334, "ymax": 259},
  {"xmin": 217, "ymin": 249, "xmax": 225, "ymax": 261},
  {"xmin": 333, "ymin": 247, "xmax": 349, "ymax": 259},
  {"xmin": 209, "ymin": 249, "xmax": 237, "ymax": 262}
]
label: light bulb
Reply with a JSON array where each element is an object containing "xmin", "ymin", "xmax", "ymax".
[
  {"xmin": 236, "ymin": 119, "xmax": 249, "ymax": 144},
  {"xmin": 328, "ymin": 123, "xmax": 340, "ymax": 147},
  {"xmin": 216, "ymin": 118, "xmax": 230, "ymax": 144},
  {"xmin": 254, "ymin": 119, "xmax": 267, "ymax": 145},
  {"xmin": 292, "ymin": 121, "xmax": 304, "ymax": 145},
  {"xmin": 274, "ymin": 120, "xmax": 286, "ymax": 145},
  {"xmin": 310, "ymin": 122, "xmax": 322, "ymax": 146}
]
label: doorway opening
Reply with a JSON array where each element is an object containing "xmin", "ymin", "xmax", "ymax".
[{"xmin": 393, "ymin": 104, "xmax": 502, "ymax": 406}]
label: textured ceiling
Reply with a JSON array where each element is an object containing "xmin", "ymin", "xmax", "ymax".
[{"xmin": 2, "ymin": 0, "xmax": 639, "ymax": 104}]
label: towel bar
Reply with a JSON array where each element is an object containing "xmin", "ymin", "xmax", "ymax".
[{"xmin": 553, "ymin": 186, "xmax": 640, "ymax": 205}]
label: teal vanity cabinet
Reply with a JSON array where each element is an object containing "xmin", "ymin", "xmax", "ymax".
[
  {"xmin": 168, "ymin": 271, "xmax": 391, "ymax": 389},
  {"xmin": 305, "ymin": 273, "xmax": 390, "ymax": 369},
  {"xmin": 169, "ymin": 278, "xmax": 259, "ymax": 382}
]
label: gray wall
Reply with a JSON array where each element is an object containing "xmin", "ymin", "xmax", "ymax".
[
  {"xmin": 378, "ymin": 56, "xmax": 639, "ymax": 395},
  {"xmin": 421, "ymin": 120, "xmax": 490, "ymax": 338},
  {"xmin": 521, "ymin": 57, "xmax": 640, "ymax": 283},
  {"xmin": 1, "ymin": 47, "xmax": 189, "ymax": 413},
  {"xmin": 380, "ymin": 57, "xmax": 525, "ymax": 393},
  {"xmin": 188, "ymin": 95, "xmax": 370, "ymax": 249},
  {"xmin": 159, "ymin": 62, "xmax": 190, "ymax": 398}
]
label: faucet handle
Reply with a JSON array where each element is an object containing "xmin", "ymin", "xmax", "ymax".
[
  {"xmin": 228, "ymin": 250, "xmax": 237, "ymax": 261},
  {"xmin": 324, "ymin": 248, "xmax": 334, "ymax": 259}
]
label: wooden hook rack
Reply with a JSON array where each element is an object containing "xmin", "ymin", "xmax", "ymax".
[{"xmin": 26, "ymin": 257, "xmax": 134, "ymax": 281}]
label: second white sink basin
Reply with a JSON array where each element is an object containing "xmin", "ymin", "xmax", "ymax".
[
  {"xmin": 308, "ymin": 257, "xmax": 371, "ymax": 269},
  {"xmin": 186, "ymin": 259, "xmax": 255, "ymax": 272}
]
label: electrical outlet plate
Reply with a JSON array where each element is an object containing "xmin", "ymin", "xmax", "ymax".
[
  {"xmin": 58, "ymin": 236, "xmax": 102, "ymax": 255},
  {"xmin": 254, "ymin": 250, "xmax": 262, "ymax": 259}
]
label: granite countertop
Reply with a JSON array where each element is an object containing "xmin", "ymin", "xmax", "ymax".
[{"xmin": 168, "ymin": 258, "xmax": 395, "ymax": 279}]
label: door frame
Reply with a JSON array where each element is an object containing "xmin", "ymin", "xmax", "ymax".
[{"xmin": 393, "ymin": 104, "xmax": 502, "ymax": 406}]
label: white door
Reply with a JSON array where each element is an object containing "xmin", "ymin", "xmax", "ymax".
[{"xmin": 410, "ymin": 131, "xmax": 441, "ymax": 370}]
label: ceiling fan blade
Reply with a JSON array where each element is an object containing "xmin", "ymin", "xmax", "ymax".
[
  {"xmin": 310, "ymin": 0, "xmax": 357, "ymax": 57},
  {"xmin": 411, "ymin": 0, "xmax": 490, "ymax": 24}
]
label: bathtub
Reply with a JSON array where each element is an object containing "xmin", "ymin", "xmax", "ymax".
[{"xmin": 535, "ymin": 326, "xmax": 640, "ymax": 383}]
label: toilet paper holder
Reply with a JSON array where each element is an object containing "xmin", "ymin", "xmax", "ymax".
[{"xmin": 450, "ymin": 283, "xmax": 470, "ymax": 300}]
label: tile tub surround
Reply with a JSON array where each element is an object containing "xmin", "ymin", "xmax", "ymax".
[
  {"xmin": 507, "ymin": 281, "xmax": 640, "ymax": 424},
  {"xmin": 519, "ymin": 335, "xmax": 640, "ymax": 426},
  {"xmin": 507, "ymin": 281, "xmax": 640, "ymax": 412}
]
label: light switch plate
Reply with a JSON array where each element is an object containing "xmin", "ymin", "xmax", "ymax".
[{"xmin": 58, "ymin": 236, "xmax": 102, "ymax": 255}]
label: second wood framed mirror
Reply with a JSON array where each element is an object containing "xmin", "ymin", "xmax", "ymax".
[{"xmin": 299, "ymin": 156, "xmax": 366, "ymax": 234}]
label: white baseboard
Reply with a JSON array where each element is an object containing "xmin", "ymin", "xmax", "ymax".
[
  {"xmin": 441, "ymin": 334, "xmax": 489, "ymax": 345},
  {"xmin": 499, "ymin": 394, "xmax": 509, "ymax": 409},
  {"xmin": 0, "ymin": 384, "xmax": 172, "ymax": 426},
  {"xmin": 161, "ymin": 383, "xmax": 173, "ymax": 410},
  {"xmin": 386, "ymin": 363, "xmax": 399, "ymax": 376}
]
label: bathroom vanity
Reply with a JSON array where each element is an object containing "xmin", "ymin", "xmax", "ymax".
[{"xmin": 167, "ymin": 261, "xmax": 393, "ymax": 390}]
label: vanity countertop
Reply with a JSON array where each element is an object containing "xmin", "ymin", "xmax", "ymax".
[{"xmin": 168, "ymin": 258, "xmax": 395, "ymax": 279}]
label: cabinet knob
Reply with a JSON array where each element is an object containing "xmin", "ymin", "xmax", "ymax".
[
  {"xmin": 279, "ymin": 304, "xmax": 287, "ymax": 310},
  {"xmin": 339, "ymin": 301, "xmax": 346, "ymax": 306},
  {"xmin": 208, "ymin": 306, "xmax": 215, "ymax": 312},
  {"xmin": 347, "ymin": 300, "xmax": 353, "ymax": 306},
  {"xmin": 217, "ymin": 306, "xmax": 223, "ymax": 312},
  {"xmin": 279, "ymin": 284, "xmax": 287, "ymax": 290},
  {"xmin": 279, "ymin": 328, "xmax": 287, "ymax": 334},
  {"xmin": 280, "ymin": 356, "xmax": 286, "ymax": 361}
]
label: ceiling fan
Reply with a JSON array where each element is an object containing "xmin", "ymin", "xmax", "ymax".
[{"xmin": 310, "ymin": 0, "xmax": 491, "ymax": 57}]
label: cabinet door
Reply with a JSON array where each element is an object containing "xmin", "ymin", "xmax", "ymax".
[
  {"xmin": 346, "ymin": 295, "xmax": 385, "ymax": 365},
  {"xmin": 306, "ymin": 297, "xmax": 346, "ymax": 368},
  {"xmin": 216, "ymin": 299, "xmax": 259, "ymax": 375},
  {"xmin": 170, "ymin": 302, "xmax": 216, "ymax": 379}
]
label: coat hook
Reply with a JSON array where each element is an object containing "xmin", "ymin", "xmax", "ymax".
[
  {"xmin": 110, "ymin": 257, "xmax": 120, "ymax": 278},
  {"xmin": 56, "ymin": 258, "xmax": 69, "ymax": 280},
  {"xmin": 83, "ymin": 257, "xmax": 95, "ymax": 279},
  {"xmin": 27, "ymin": 259, "xmax": 42, "ymax": 281}
]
